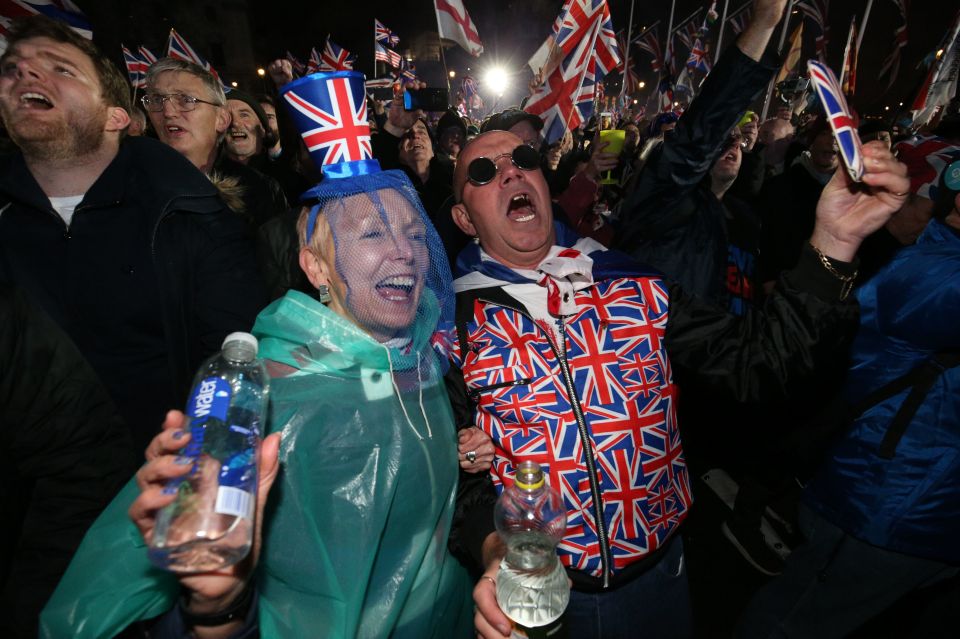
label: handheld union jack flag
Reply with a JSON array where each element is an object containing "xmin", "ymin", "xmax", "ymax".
[
  {"xmin": 305, "ymin": 47, "xmax": 321, "ymax": 75},
  {"xmin": 374, "ymin": 18, "xmax": 399, "ymax": 47},
  {"xmin": 281, "ymin": 72, "xmax": 374, "ymax": 177},
  {"xmin": 121, "ymin": 44, "xmax": 148, "ymax": 88},
  {"xmin": 166, "ymin": 28, "xmax": 227, "ymax": 88},
  {"xmin": 285, "ymin": 51, "xmax": 306, "ymax": 77},
  {"xmin": 686, "ymin": 38, "xmax": 711, "ymax": 73},
  {"xmin": 808, "ymin": 59, "xmax": 864, "ymax": 182},
  {"xmin": 138, "ymin": 45, "xmax": 158, "ymax": 65},
  {"xmin": 320, "ymin": 38, "xmax": 355, "ymax": 72}
]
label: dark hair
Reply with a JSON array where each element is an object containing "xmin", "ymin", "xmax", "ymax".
[{"xmin": 1, "ymin": 15, "xmax": 131, "ymax": 116}]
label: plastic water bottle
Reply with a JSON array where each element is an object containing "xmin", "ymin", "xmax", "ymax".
[
  {"xmin": 149, "ymin": 332, "xmax": 270, "ymax": 573},
  {"xmin": 495, "ymin": 461, "xmax": 569, "ymax": 639}
]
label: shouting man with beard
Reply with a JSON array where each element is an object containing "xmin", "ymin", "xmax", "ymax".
[{"xmin": 0, "ymin": 16, "xmax": 265, "ymax": 457}]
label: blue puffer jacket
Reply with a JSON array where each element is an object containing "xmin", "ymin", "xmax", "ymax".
[{"xmin": 804, "ymin": 220, "xmax": 960, "ymax": 564}]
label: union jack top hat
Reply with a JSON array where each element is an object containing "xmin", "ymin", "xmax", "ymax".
[{"xmin": 280, "ymin": 71, "xmax": 380, "ymax": 180}]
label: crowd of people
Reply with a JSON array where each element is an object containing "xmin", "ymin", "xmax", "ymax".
[{"xmin": 1, "ymin": 0, "xmax": 958, "ymax": 637}]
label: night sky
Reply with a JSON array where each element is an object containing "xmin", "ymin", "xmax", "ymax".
[{"xmin": 80, "ymin": 0, "xmax": 958, "ymax": 118}]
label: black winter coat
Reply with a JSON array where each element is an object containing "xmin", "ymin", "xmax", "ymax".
[
  {"xmin": 0, "ymin": 285, "xmax": 135, "ymax": 639},
  {"xmin": 615, "ymin": 46, "xmax": 776, "ymax": 308},
  {"xmin": 0, "ymin": 137, "xmax": 267, "ymax": 452}
]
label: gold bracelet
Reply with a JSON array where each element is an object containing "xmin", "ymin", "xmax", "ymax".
[{"xmin": 809, "ymin": 242, "xmax": 858, "ymax": 301}]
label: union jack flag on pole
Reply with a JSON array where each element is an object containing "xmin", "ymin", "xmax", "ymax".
[
  {"xmin": 121, "ymin": 44, "xmax": 148, "ymax": 88},
  {"xmin": 138, "ymin": 45, "xmax": 158, "ymax": 65},
  {"xmin": 808, "ymin": 59, "xmax": 864, "ymax": 182},
  {"xmin": 286, "ymin": 51, "xmax": 306, "ymax": 77},
  {"xmin": 796, "ymin": 0, "xmax": 830, "ymax": 62},
  {"xmin": 0, "ymin": 0, "xmax": 91, "ymax": 54},
  {"xmin": 281, "ymin": 72, "xmax": 374, "ymax": 175},
  {"xmin": 912, "ymin": 11, "xmax": 960, "ymax": 127},
  {"xmin": 319, "ymin": 37, "xmax": 355, "ymax": 72},
  {"xmin": 634, "ymin": 27, "xmax": 662, "ymax": 74},
  {"xmin": 166, "ymin": 28, "xmax": 226, "ymax": 87},
  {"xmin": 878, "ymin": 0, "xmax": 908, "ymax": 91},
  {"xmin": 305, "ymin": 47, "xmax": 321, "ymax": 75},
  {"xmin": 374, "ymin": 18, "xmax": 399, "ymax": 47}
]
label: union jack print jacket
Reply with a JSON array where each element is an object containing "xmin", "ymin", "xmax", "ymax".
[{"xmin": 448, "ymin": 227, "xmax": 860, "ymax": 590}]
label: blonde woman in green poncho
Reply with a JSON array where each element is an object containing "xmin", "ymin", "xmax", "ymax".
[
  {"xmin": 144, "ymin": 168, "xmax": 472, "ymax": 638},
  {"xmin": 41, "ymin": 166, "xmax": 474, "ymax": 638}
]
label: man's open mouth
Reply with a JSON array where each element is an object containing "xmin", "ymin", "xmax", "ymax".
[
  {"xmin": 19, "ymin": 91, "xmax": 53, "ymax": 109},
  {"xmin": 506, "ymin": 192, "xmax": 536, "ymax": 222}
]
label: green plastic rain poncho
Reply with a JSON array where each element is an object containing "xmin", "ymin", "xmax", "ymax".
[{"xmin": 39, "ymin": 290, "xmax": 473, "ymax": 638}]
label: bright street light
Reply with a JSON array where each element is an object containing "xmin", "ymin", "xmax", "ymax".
[
  {"xmin": 230, "ymin": 81, "xmax": 238, "ymax": 88},
  {"xmin": 484, "ymin": 66, "xmax": 510, "ymax": 96},
  {"xmin": 449, "ymin": 70, "xmax": 456, "ymax": 78},
  {"xmin": 638, "ymin": 81, "xmax": 645, "ymax": 89},
  {"xmin": 257, "ymin": 68, "xmax": 266, "ymax": 77}
]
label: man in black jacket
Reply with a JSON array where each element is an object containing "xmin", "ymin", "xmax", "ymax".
[
  {"xmin": 0, "ymin": 286, "xmax": 135, "ymax": 639},
  {"xmin": 0, "ymin": 16, "xmax": 266, "ymax": 453}
]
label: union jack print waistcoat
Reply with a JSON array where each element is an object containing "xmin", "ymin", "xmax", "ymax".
[{"xmin": 452, "ymin": 274, "xmax": 691, "ymax": 579}]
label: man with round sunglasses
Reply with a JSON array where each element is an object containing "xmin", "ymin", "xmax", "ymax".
[{"xmin": 447, "ymin": 116, "xmax": 910, "ymax": 639}]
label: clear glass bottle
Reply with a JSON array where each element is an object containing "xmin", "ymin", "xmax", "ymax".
[{"xmin": 495, "ymin": 461, "xmax": 569, "ymax": 638}]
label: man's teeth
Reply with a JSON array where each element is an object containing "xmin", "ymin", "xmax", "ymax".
[{"xmin": 21, "ymin": 92, "xmax": 51, "ymax": 106}]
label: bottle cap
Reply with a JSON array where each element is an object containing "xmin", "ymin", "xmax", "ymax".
[
  {"xmin": 514, "ymin": 460, "xmax": 545, "ymax": 491},
  {"xmin": 222, "ymin": 331, "xmax": 258, "ymax": 353}
]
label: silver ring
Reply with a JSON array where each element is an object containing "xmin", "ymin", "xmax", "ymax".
[{"xmin": 466, "ymin": 450, "xmax": 477, "ymax": 463}]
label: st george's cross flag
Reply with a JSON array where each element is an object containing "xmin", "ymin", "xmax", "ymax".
[{"xmin": 434, "ymin": 0, "xmax": 483, "ymax": 56}]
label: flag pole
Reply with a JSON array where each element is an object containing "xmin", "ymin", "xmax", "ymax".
[
  {"xmin": 665, "ymin": 0, "xmax": 676, "ymax": 73},
  {"xmin": 856, "ymin": 0, "xmax": 874, "ymax": 53},
  {"xmin": 619, "ymin": 0, "xmax": 637, "ymax": 107},
  {"xmin": 759, "ymin": 0, "xmax": 795, "ymax": 121},
  {"xmin": 715, "ymin": 0, "xmax": 731, "ymax": 64},
  {"xmin": 373, "ymin": 19, "xmax": 378, "ymax": 80},
  {"xmin": 433, "ymin": 2, "xmax": 452, "ymax": 95}
]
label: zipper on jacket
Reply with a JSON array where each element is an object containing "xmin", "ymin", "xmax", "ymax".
[
  {"xmin": 468, "ymin": 377, "xmax": 535, "ymax": 399},
  {"xmin": 476, "ymin": 295, "xmax": 613, "ymax": 587},
  {"xmin": 556, "ymin": 319, "xmax": 613, "ymax": 588}
]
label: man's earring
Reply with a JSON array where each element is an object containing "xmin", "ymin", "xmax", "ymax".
[{"xmin": 317, "ymin": 284, "xmax": 332, "ymax": 304}]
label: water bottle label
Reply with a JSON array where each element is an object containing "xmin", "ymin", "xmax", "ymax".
[
  {"xmin": 215, "ymin": 485, "xmax": 254, "ymax": 519},
  {"xmin": 187, "ymin": 377, "xmax": 231, "ymax": 421}
]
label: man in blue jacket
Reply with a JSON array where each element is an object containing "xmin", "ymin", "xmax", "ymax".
[{"xmin": 736, "ymin": 155, "xmax": 960, "ymax": 638}]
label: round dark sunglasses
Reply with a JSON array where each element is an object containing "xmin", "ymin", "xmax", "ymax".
[{"xmin": 467, "ymin": 144, "xmax": 541, "ymax": 187}]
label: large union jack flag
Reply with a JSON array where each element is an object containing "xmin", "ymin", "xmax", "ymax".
[
  {"xmin": 808, "ymin": 59, "xmax": 864, "ymax": 181},
  {"xmin": 525, "ymin": 0, "xmax": 621, "ymax": 144},
  {"xmin": 282, "ymin": 75, "xmax": 372, "ymax": 168},
  {"xmin": 320, "ymin": 38, "xmax": 355, "ymax": 72}
]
